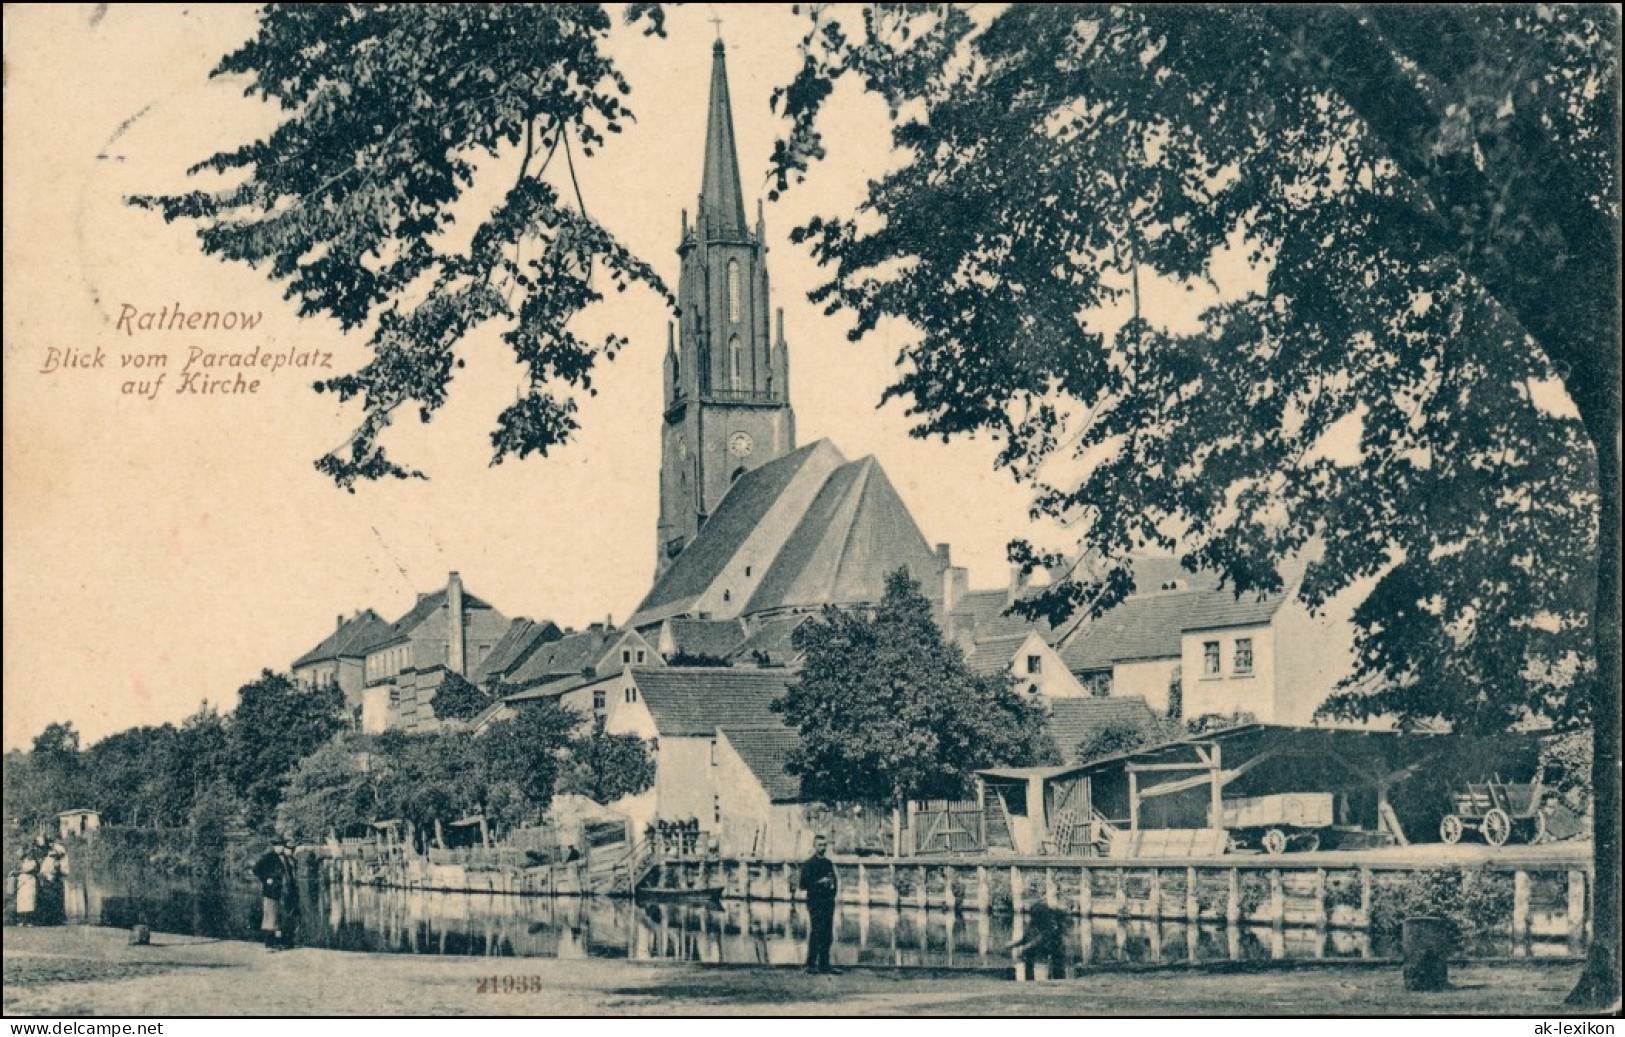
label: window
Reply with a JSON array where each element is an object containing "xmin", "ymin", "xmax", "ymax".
[
  {"xmin": 745, "ymin": 566, "xmax": 752, "ymax": 577},
  {"xmin": 713, "ymin": 794, "xmax": 722, "ymax": 825},
  {"xmin": 593, "ymin": 690, "xmax": 606, "ymax": 711},
  {"xmin": 710, "ymin": 737, "xmax": 719, "ymax": 766},
  {"xmin": 1026, "ymin": 654, "xmax": 1042, "ymax": 675},
  {"xmin": 1234, "ymin": 638, "xmax": 1254, "ymax": 675},
  {"xmin": 622, "ymin": 649, "xmax": 632, "ymax": 664},
  {"xmin": 728, "ymin": 335, "xmax": 743, "ymax": 390},
  {"xmin": 1203, "ymin": 641, "xmax": 1221, "ymax": 676},
  {"xmin": 727, "ymin": 260, "xmax": 741, "ymax": 322},
  {"xmin": 636, "ymin": 649, "xmax": 646, "ymax": 664}
]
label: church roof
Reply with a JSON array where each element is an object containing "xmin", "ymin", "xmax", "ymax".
[
  {"xmin": 636, "ymin": 442, "xmax": 833, "ymax": 620},
  {"xmin": 745, "ymin": 455, "xmax": 942, "ymax": 614},
  {"xmin": 293, "ymin": 609, "xmax": 393, "ymax": 668},
  {"xmin": 698, "ymin": 39, "xmax": 748, "ymax": 236}
]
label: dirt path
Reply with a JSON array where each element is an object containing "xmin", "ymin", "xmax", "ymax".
[{"xmin": 2, "ymin": 925, "xmax": 1588, "ymax": 1016}]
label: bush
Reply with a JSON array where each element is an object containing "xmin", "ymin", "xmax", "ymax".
[{"xmin": 1367, "ymin": 868, "xmax": 1514, "ymax": 941}]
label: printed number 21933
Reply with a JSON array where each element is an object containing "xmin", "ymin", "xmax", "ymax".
[{"xmin": 477, "ymin": 976, "xmax": 544, "ymax": 994}]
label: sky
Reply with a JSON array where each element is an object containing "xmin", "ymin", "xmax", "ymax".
[{"xmin": 3, "ymin": 4, "xmax": 1093, "ymax": 750}]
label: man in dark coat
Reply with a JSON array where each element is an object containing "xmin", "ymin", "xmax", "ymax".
[
  {"xmin": 251, "ymin": 839, "xmax": 300, "ymax": 949},
  {"xmin": 799, "ymin": 834, "xmax": 840, "ymax": 974}
]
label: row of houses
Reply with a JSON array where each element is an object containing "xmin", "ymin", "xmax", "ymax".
[{"xmin": 289, "ymin": 553, "xmax": 1363, "ymax": 859}]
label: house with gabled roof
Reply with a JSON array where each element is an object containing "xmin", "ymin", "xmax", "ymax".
[
  {"xmin": 466, "ymin": 617, "xmax": 563, "ymax": 691},
  {"xmin": 292, "ymin": 608, "xmax": 393, "ymax": 709},
  {"xmin": 357, "ymin": 572, "xmax": 511, "ymax": 733},
  {"xmin": 595, "ymin": 666, "xmax": 816, "ymax": 857}
]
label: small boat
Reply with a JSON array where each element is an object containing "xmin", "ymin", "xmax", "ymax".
[{"xmin": 636, "ymin": 884, "xmax": 725, "ymax": 904}]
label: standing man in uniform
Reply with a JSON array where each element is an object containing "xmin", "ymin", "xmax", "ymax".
[{"xmin": 799, "ymin": 834, "xmax": 840, "ymax": 974}]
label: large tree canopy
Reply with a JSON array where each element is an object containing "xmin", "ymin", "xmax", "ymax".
[
  {"xmin": 133, "ymin": 4, "xmax": 672, "ymax": 489},
  {"xmin": 768, "ymin": 3, "xmax": 1618, "ymax": 1004},
  {"xmin": 775, "ymin": 568, "xmax": 1057, "ymax": 807}
]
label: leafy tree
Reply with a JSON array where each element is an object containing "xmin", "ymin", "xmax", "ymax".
[
  {"xmin": 226, "ymin": 670, "xmax": 347, "ymax": 826},
  {"xmin": 1074, "ymin": 715, "xmax": 1176, "ymax": 765},
  {"xmin": 82, "ymin": 725, "xmax": 181, "ymax": 828},
  {"xmin": 471, "ymin": 701, "xmax": 585, "ymax": 827},
  {"xmin": 770, "ymin": 5, "xmax": 1617, "ymax": 1003},
  {"xmin": 131, "ymin": 4, "xmax": 672, "ymax": 489},
  {"xmin": 279, "ymin": 739, "xmax": 377, "ymax": 843},
  {"xmin": 429, "ymin": 672, "xmax": 491, "ymax": 723},
  {"xmin": 562, "ymin": 718, "xmax": 657, "ymax": 806},
  {"xmin": 776, "ymin": 568, "xmax": 1057, "ymax": 813}
]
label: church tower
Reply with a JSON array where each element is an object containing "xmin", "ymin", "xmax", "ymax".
[{"xmin": 656, "ymin": 39, "xmax": 795, "ymax": 577}]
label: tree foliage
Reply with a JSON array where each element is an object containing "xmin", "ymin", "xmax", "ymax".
[
  {"xmin": 561, "ymin": 718, "xmax": 657, "ymax": 806},
  {"xmin": 776, "ymin": 568, "xmax": 1057, "ymax": 806},
  {"xmin": 1074, "ymin": 715, "xmax": 1176, "ymax": 765},
  {"xmin": 770, "ymin": 4, "xmax": 1617, "ymax": 1001},
  {"xmin": 227, "ymin": 670, "xmax": 347, "ymax": 826},
  {"xmin": 131, "ymin": 4, "xmax": 672, "ymax": 489},
  {"xmin": 429, "ymin": 672, "xmax": 491, "ymax": 723}
]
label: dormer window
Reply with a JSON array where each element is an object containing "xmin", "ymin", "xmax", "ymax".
[{"xmin": 1026, "ymin": 654, "xmax": 1042, "ymax": 675}]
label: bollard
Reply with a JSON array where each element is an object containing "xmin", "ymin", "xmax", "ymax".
[{"xmin": 1401, "ymin": 916, "xmax": 1452, "ymax": 992}]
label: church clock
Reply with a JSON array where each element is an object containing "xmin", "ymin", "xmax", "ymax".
[{"xmin": 729, "ymin": 432, "xmax": 753, "ymax": 458}]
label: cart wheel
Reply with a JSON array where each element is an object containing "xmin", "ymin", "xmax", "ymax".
[
  {"xmin": 1262, "ymin": 828, "xmax": 1288, "ymax": 855},
  {"xmin": 1300, "ymin": 832, "xmax": 1321, "ymax": 853},
  {"xmin": 1439, "ymin": 815, "xmax": 1464, "ymax": 845},
  {"xmin": 1482, "ymin": 808, "xmax": 1512, "ymax": 847}
]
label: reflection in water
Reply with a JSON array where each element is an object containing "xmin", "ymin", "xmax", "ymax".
[{"xmin": 66, "ymin": 870, "xmax": 1566, "ymax": 968}]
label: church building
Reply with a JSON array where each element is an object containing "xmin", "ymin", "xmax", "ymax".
[{"xmin": 640, "ymin": 38, "xmax": 947, "ymax": 631}]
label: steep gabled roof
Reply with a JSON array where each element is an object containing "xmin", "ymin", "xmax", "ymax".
[
  {"xmin": 745, "ymin": 455, "xmax": 941, "ymax": 613},
  {"xmin": 370, "ymin": 587, "xmax": 496, "ymax": 650},
  {"xmin": 966, "ymin": 631, "xmax": 1042, "ymax": 676},
  {"xmin": 506, "ymin": 627, "xmax": 617, "ymax": 687},
  {"xmin": 630, "ymin": 667, "xmax": 792, "ymax": 737},
  {"xmin": 1047, "ymin": 697, "xmax": 1163, "ymax": 763},
  {"xmin": 469, "ymin": 618, "xmax": 562, "ymax": 686},
  {"xmin": 728, "ymin": 613, "xmax": 813, "ymax": 666},
  {"xmin": 293, "ymin": 610, "xmax": 393, "ymax": 668},
  {"xmin": 1058, "ymin": 592, "xmax": 1200, "ymax": 671},
  {"xmin": 665, "ymin": 618, "xmax": 748, "ymax": 660},
  {"xmin": 636, "ymin": 442, "xmax": 834, "ymax": 618},
  {"xmin": 1178, "ymin": 588, "xmax": 1291, "ymax": 632},
  {"xmin": 721, "ymin": 725, "xmax": 804, "ymax": 802}
]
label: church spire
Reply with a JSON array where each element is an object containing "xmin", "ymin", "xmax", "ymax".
[{"xmin": 698, "ymin": 38, "xmax": 748, "ymax": 237}]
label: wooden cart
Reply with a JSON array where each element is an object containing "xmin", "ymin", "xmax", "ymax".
[
  {"xmin": 1222, "ymin": 792, "xmax": 1334, "ymax": 854},
  {"xmin": 1438, "ymin": 777, "xmax": 1546, "ymax": 846}
]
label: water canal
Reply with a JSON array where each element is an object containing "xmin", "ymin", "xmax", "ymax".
[{"xmin": 55, "ymin": 868, "xmax": 1581, "ymax": 968}]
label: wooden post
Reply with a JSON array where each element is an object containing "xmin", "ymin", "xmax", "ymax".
[
  {"xmin": 1566, "ymin": 869, "xmax": 1586, "ymax": 945},
  {"xmin": 736, "ymin": 860, "xmax": 748, "ymax": 900},
  {"xmin": 943, "ymin": 866, "xmax": 957, "ymax": 914},
  {"xmin": 1186, "ymin": 866, "xmax": 1199, "ymax": 923},
  {"xmin": 1512, "ymin": 870, "xmax": 1530, "ymax": 946},
  {"xmin": 1226, "ymin": 868, "xmax": 1243, "ymax": 924},
  {"xmin": 1313, "ymin": 868, "xmax": 1329, "ymax": 928},
  {"xmin": 1079, "ymin": 867, "xmax": 1094, "ymax": 918},
  {"xmin": 1209, "ymin": 743, "xmax": 1223, "ymax": 830},
  {"xmin": 905, "ymin": 800, "xmax": 918, "ymax": 858},
  {"xmin": 783, "ymin": 862, "xmax": 796, "ymax": 902},
  {"xmin": 977, "ymin": 779, "xmax": 988, "ymax": 850},
  {"xmin": 977, "ymin": 866, "xmax": 990, "ymax": 913},
  {"xmin": 1270, "ymin": 869, "xmax": 1285, "ymax": 926},
  {"xmin": 857, "ymin": 863, "xmax": 870, "ymax": 906},
  {"xmin": 917, "ymin": 865, "xmax": 929, "ymax": 912},
  {"xmin": 1114, "ymin": 869, "xmax": 1128, "ymax": 918},
  {"xmin": 1044, "ymin": 867, "xmax": 1058, "ymax": 908},
  {"xmin": 1147, "ymin": 868, "xmax": 1162, "ymax": 919},
  {"xmin": 1011, "ymin": 866, "xmax": 1026, "ymax": 915},
  {"xmin": 892, "ymin": 807, "xmax": 902, "ymax": 858},
  {"xmin": 1127, "ymin": 771, "xmax": 1140, "ymax": 831},
  {"xmin": 1359, "ymin": 867, "xmax": 1373, "ymax": 929},
  {"xmin": 890, "ymin": 864, "xmax": 900, "ymax": 909}
]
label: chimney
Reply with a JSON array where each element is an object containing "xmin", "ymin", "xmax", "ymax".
[
  {"xmin": 944, "ymin": 566, "xmax": 969, "ymax": 613},
  {"xmin": 447, "ymin": 571, "xmax": 466, "ymax": 677},
  {"xmin": 336, "ymin": 614, "xmax": 344, "ymax": 631}
]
